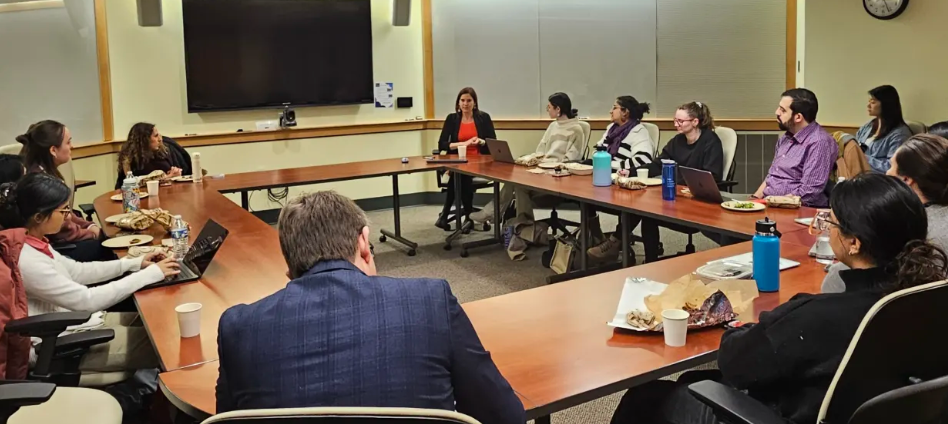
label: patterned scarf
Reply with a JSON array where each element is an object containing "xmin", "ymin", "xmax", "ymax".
[{"xmin": 602, "ymin": 119, "xmax": 639, "ymax": 155}]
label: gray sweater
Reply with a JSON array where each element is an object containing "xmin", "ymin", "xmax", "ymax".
[{"xmin": 822, "ymin": 204, "xmax": 948, "ymax": 293}]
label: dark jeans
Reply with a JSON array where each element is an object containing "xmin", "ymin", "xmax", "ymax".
[
  {"xmin": 640, "ymin": 219, "xmax": 742, "ymax": 262},
  {"xmin": 57, "ymin": 237, "xmax": 118, "ymax": 262},
  {"xmin": 611, "ymin": 370, "xmax": 722, "ymax": 424},
  {"xmin": 440, "ymin": 172, "xmax": 475, "ymax": 218}
]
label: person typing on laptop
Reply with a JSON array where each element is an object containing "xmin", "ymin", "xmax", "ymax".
[{"xmin": 0, "ymin": 173, "xmax": 179, "ymax": 374}]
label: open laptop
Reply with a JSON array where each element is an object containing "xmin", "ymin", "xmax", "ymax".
[
  {"xmin": 485, "ymin": 139, "xmax": 516, "ymax": 164},
  {"xmin": 680, "ymin": 166, "xmax": 737, "ymax": 204},
  {"xmin": 148, "ymin": 219, "xmax": 229, "ymax": 289}
]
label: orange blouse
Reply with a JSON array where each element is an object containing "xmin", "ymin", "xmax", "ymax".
[{"xmin": 457, "ymin": 121, "xmax": 479, "ymax": 156}]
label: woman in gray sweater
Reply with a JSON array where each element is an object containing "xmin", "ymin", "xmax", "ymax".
[
  {"xmin": 823, "ymin": 133, "xmax": 948, "ymax": 292},
  {"xmin": 855, "ymin": 85, "xmax": 912, "ymax": 173}
]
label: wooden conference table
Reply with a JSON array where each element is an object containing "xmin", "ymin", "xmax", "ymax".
[{"xmin": 92, "ymin": 155, "xmax": 822, "ymax": 421}]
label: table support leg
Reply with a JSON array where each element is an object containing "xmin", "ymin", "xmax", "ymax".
[
  {"xmin": 460, "ymin": 180, "xmax": 503, "ymax": 256},
  {"xmin": 240, "ymin": 191, "xmax": 249, "ymax": 210},
  {"xmin": 579, "ymin": 202, "xmax": 588, "ymax": 271},
  {"xmin": 535, "ymin": 415, "xmax": 551, "ymax": 424},
  {"xmin": 379, "ymin": 174, "xmax": 419, "ymax": 256},
  {"xmin": 621, "ymin": 211, "xmax": 631, "ymax": 268},
  {"xmin": 444, "ymin": 173, "xmax": 465, "ymax": 250}
]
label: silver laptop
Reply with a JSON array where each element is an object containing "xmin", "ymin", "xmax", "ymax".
[
  {"xmin": 680, "ymin": 166, "xmax": 737, "ymax": 204},
  {"xmin": 486, "ymin": 139, "xmax": 516, "ymax": 164}
]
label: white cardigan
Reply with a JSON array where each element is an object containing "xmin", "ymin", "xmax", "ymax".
[{"xmin": 19, "ymin": 244, "xmax": 165, "ymax": 317}]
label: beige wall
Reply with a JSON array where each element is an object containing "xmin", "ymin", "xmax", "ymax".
[
  {"xmin": 106, "ymin": 0, "xmax": 425, "ymax": 139},
  {"xmin": 805, "ymin": 0, "xmax": 948, "ymax": 126}
]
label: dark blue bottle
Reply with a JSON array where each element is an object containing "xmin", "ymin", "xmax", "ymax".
[
  {"xmin": 661, "ymin": 160, "xmax": 676, "ymax": 201},
  {"xmin": 752, "ymin": 218, "xmax": 782, "ymax": 292}
]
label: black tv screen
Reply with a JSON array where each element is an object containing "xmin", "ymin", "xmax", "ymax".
[{"xmin": 182, "ymin": 0, "xmax": 374, "ymax": 112}]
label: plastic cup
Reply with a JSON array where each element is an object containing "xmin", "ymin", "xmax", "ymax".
[
  {"xmin": 146, "ymin": 180, "xmax": 160, "ymax": 197},
  {"xmin": 662, "ymin": 309, "xmax": 689, "ymax": 347},
  {"xmin": 636, "ymin": 169, "xmax": 649, "ymax": 180},
  {"xmin": 175, "ymin": 303, "xmax": 202, "ymax": 338},
  {"xmin": 458, "ymin": 147, "xmax": 468, "ymax": 159}
]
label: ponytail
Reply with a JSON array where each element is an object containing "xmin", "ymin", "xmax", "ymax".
[
  {"xmin": 891, "ymin": 240, "xmax": 948, "ymax": 292},
  {"xmin": 679, "ymin": 101, "xmax": 715, "ymax": 130},
  {"xmin": 0, "ymin": 182, "xmax": 22, "ymax": 229},
  {"xmin": 548, "ymin": 92, "xmax": 579, "ymax": 119},
  {"xmin": 17, "ymin": 120, "xmax": 66, "ymax": 181}
]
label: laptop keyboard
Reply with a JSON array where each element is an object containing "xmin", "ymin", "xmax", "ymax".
[{"xmin": 166, "ymin": 264, "xmax": 198, "ymax": 283}]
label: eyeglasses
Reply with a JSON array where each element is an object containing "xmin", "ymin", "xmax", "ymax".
[
  {"xmin": 56, "ymin": 207, "xmax": 72, "ymax": 218},
  {"xmin": 674, "ymin": 118, "xmax": 696, "ymax": 126},
  {"xmin": 808, "ymin": 210, "xmax": 840, "ymax": 235}
]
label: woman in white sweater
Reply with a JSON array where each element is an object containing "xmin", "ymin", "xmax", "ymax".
[
  {"xmin": 471, "ymin": 92, "xmax": 586, "ymax": 224},
  {"xmin": 0, "ymin": 173, "xmax": 179, "ymax": 372}
]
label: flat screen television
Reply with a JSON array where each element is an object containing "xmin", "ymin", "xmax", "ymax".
[{"xmin": 182, "ymin": 0, "xmax": 374, "ymax": 112}]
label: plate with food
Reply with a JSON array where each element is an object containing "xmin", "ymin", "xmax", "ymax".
[
  {"xmin": 104, "ymin": 213, "xmax": 134, "ymax": 224},
  {"xmin": 110, "ymin": 191, "xmax": 149, "ymax": 201},
  {"xmin": 607, "ymin": 277, "xmax": 669, "ymax": 332},
  {"xmin": 721, "ymin": 200, "xmax": 765, "ymax": 212},
  {"xmin": 637, "ymin": 178, "xmax": 663, "ymax": 186},
  {"xmin": 171, "ymin": 175, "xmax": 193, "ymax": 182},
  {"xmin": 565, "ymin": 163, "xmax": 593, "ymax": 176},
  {"xmin": 102, "ymin": 235, "xmax": 154, "ymax": 249},
  {"xmin": 537, "ymin": 162, "xmax": 563, "ymax": 170}
]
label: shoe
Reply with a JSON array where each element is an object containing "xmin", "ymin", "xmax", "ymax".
[
  {"xmin": 434, "ymin": 216, "xmax": 452, "ymax": 231},
  {"xmin": 587, "ymin": 235, "xmax": 622, "ymax": 263},
  {"xmin": 470, "ymin": 203, "xmax": 494, "ymax": 224}
]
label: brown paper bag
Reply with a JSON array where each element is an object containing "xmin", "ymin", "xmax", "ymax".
[{"xmin": 644, "ymin": 273, "xmax": 758, "ymax": 324}]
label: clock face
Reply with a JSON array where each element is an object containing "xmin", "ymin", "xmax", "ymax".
[{"xmin": 864, "ymin": 0, "xmax": 909, "ymax": 20}]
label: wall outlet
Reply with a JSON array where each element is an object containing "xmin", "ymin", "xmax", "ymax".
[{"xmin": 256, "ymin": 120, "xmax": 278, "ymax": 131}]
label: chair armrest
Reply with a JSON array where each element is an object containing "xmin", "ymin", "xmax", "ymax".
[
  {"xmin": 687, "ymin": 380, "xmax": 785, "ymax": 424},
  {"xmin": 717, "ymin": 181, "xmax": 739, "ymax": 190},
  {"xmin": 5, "ymin": 312, "xmax": 91, "ymax": 336},
  {"xmin": 54, "ymin": 330, "xmax": 114, "ymax": 354},
  {"xmin": 78, "ymin": 204, "xmax": 96, "ymax": 220},
  {"xmin": 0, "ymin": 382, "xmax": 55, "ymax": 409}
]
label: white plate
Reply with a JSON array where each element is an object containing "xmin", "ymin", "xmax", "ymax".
[
  {"xmin": 606, "ymin": 277, "xmax": 669, "ymax": 332},
  {"xmin": 794, "ymin": 217, "xmax": 814, "ymax": 226},
  {"xmin": 638, "ymin": 178, "xmax": 662, "ymax": 186},
  {"xmin": 102, "ymin": 235, "xmax": 154, "ymax": 249},
  {"xmin": 721, "ymin": 200, "xmax": 765, "ymax": 212},
  {"xmin": 110, "ymin": 192, "xmax": 149, "ymax": 201},
  {"xmin": 537, "ymin": 162, "xmax": 563, "ymax": 169},
  {"xmin": 171, "ymin": 175, "xmax": 193, "ymax": 182},
  {"xmin": 104, "ymin": 213, "xmax": 133, "ymax": 224}
]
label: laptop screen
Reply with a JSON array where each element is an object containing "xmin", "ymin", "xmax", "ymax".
[{"xmin": 183, "ymin": 219, "xmax": 229, "ymax": 275}]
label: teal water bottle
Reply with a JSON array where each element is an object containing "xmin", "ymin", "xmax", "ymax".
[
  {"xmin": 752, "ymin": 218, "xmax": 782, "ymax": 292},
  {"xmin": 592, "ymin": 145, "xmax": 612, "ymax": 187}
]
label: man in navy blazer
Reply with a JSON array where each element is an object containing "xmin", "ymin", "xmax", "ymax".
[{"xmin": 216, "ymin": 191, "xmax": 525, "ymax": 424}]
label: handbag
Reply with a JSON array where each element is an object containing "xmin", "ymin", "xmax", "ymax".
[{"xmin": 549, "ymin": 228, "xmax": 580, "ymax": 274}]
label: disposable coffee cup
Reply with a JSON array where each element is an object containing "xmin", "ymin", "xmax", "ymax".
[
  {"xmin": 458, "ymin": 147, "xmax": 468, "ymax": 159},
  {"xmin": 636, "ymin": 169, "xmax": 649, "ymax": 180},
  {"xmin": 175, "ymin": 303, "xmax": 202, "ymax": 338},
  {"xmin": 662, "ymin": 309, "xmax": 689, "ymax": 347},
  {"xmin": 146, "ymin": 180, "xmax": 160, "ymax": 197}
]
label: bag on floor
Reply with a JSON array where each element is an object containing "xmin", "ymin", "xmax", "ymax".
[
  {"xmin": 505, "ymin": 217, "xmax": 550, "ymax": 261},
  {"xmin": 549, "ymin": 228, "xmax": 581, "ymax": 274}
]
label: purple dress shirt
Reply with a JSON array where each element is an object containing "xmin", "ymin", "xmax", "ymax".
[{"xmin": 763, "ymin": 122, "xmax": 838, "ymax": 207}]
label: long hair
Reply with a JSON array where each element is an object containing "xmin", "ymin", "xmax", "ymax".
[
  {"xmin": 678, "ymin": 101, "xmax": 715, "ymax": 130},
  {"xmin": 454, "ymin": 87, "xmax": 480, "ymax": 115},
  {"xmin": 869, "ymin": 85, "xmax": 907, "ymax": 138},
  {"xmin": 0, "ymin": 154, "xmax": 25, "ymax": 185},
  {"xmin": 830, "ymin": 173, "xmax": 948, "ymax": 292},
  {"xmin": 0, "ymin": 173, "xmax": 71, "ymax": 230},
  {"xmin": 615, "ymin": 96, "xmax": 651, "ymax": 122},
  {"xmin": 548, "ymin": 92, "xmax": 578, "ymax": 119},
  {"xmin": 118, "ymin": 123, "xmax": 168, "ymax": 175},
  {"xmin": 892, "ymin": 134, "xmax": 948, "ymax": 205},
  {"xmin": 15, "ymin": 120, "xmax": 66, "ymax": 180}
]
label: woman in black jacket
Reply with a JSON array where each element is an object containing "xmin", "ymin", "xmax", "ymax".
[
  {"xmin": 435, "ymin": 87, "xmax": 496, "ymax": 230},
  {"xmin": 610, "ymin": 173, "xmax": 948, "ymax": 424}
]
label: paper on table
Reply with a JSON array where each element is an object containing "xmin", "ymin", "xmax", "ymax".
[
  {"xmin": 607, "ymin": 277, "xmax": 668, "ymax": 332},
  {"xmin": 712, "ymin": 252, "xmax": 800, "ymax": 271}
]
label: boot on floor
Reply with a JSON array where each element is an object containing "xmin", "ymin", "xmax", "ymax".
[{"xmin": 587, "ymin": 234, "xmax": 622, "ymax": 264}]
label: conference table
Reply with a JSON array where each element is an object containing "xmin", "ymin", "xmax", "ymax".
[{"xmin": 92, "ymin": 155, "xmax": 825, "ymax": 422}]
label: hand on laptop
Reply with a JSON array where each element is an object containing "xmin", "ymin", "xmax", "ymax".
[{"xmin": 154, "ymin": 257, "xmax": 181, "ymax": 278}]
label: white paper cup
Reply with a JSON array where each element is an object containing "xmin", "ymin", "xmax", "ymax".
[
  {"xmin": 175, "ymin": 302, "xmax": 202, "ymax": 338},
  {"xmin": 662, "ymin": 309, "xmax": 689, "ymax": 347},
  {"xmin": 458, "ymin": 147, "xmax": 468, "ymax": 159},
  {"xmin": 146, "ymin": 180, "xmax": 160, "ymax": 197},
  {"xmin": 636, "ymin": 169, "xmax": 649, "ymax": 180}
]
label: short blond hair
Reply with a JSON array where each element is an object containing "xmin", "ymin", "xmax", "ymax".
[{"xmin": 278, "ymin": 191, "xmax": 368, "ymax": 279}]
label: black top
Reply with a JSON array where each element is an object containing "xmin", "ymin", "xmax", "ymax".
[
  {"xmin": 646, "ymin": 129, "xmax": 724, "ymax": 183},
  {"xmin": 114, "ymin": 137, "xmax": 193, "ymax": 189},
  {"xmin": 437, "ymin": 111, "xmax": 496, "ymax": 154},
  {"xmin": 718, "ymin": 266, "xmax": 891, "ymax": 424}
]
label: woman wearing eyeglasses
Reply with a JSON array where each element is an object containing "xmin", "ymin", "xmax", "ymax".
[
  {"xmin": 0, "ymin": 173, "xmax": 180, "ymax": 373},
  {"xmin": 611, "ymin": 173, "xmax": 947, "ymax": 424},
  {"xmin": 822, "ymin": 133, "xmax": 948, "ymax": 293},
  {"xmin": 644, "ymin": 101, "xmax": 723, "ymax": 182}
]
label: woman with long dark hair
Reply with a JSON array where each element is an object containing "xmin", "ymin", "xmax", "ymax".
[
  {"xmin": 117, "ymin": 123, "xmax": 182, "ymax": 181},
  {"xmin": 434, "ymin": 87, "xmax": 496, "ymax": 230},
  {"xmin": 0, "ymin": 173, "xmax": 179, "ymax": 374},
  {"xmin": 594, "ymin": 95, "xmax": 654, "ymax": 171},
  {"xmin": 855, "ymin": 85, "xmax": 912, "ymax": 173},
  {"xmin": 611, "ymin": 173, "xmax": 948, "ymax": 424}
]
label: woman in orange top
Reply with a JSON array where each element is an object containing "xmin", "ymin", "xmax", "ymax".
[{"xmin": 435, "ymin": 87, "xmax": 496, "ymax": 230}]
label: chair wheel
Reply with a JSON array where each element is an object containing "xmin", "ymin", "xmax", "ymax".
[
  {"xmin": 444, "ymin": 244, "xmax": 452, "ymax": 251},
  {"xmin": 379, "ymin": 235, "xmax": 387, "ymax": 243},
  {"xmin": 460, "ymin": 250, "xmax": 469, "ymax": 258},
  {"xmin": 484, "ymin": 223, "xmax": 491, "ymax": 231},
  {"xmin": 407, "ymin": 250, "xmax": 416, "ymax": 257}
]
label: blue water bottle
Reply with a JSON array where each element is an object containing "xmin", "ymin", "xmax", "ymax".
[
  {"xmin": 661, "ymin": 160, "xmax": 677, "ymax": 200},
  {"xmin": 592, "ymin": 145, "xmax": 612, "ymax": 187},
  {"xmin": 752, "ymin": 218, "xmax": 782, "ymax": 292}
]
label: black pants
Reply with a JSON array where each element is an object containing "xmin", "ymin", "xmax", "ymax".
[
  {"xmin": 611, "ymin": 370, "xmax": 721, "ymax": 424},
  {"xmin": 640, "ymin": 218, "xmax": 743, "ymax": 262},
  {"xmin": 58, "ymin": 238, "xmax": 118, "ymax": 262},
  {"xmin": 440, "ymin": 173, "xmax": 475, "ymax": 218}
]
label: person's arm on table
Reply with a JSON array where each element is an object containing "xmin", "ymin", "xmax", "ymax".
[
  {"xmin": 752, "ymin": 180, "xmax": 767, "ymax": 199},
  {"xmin": 477, "ymin": 112, "xmax": 497, "ymax": 154},
  {"xmin": 438, "ymin": 114, "xmax": 457, "ymax": 152},
  {"xmin": 793, "ymin": 141, "xmax": 837, "ymax": 206},
  {"xmin": 216, "ymin": 313, "xmax": 237, "ymax": 414},
  {"xmin": 445, "ymin": 284, "xmax": 525, "ymax": 424}
]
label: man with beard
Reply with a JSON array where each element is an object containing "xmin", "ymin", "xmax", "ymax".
[{"xmin": 753, "ymin": 88, "xmax": 838, "ymax": 207}]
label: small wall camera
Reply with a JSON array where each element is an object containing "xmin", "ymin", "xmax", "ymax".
[{"xmin": 279, "ymin": 105, "xmax": 297, "ymax": 128}]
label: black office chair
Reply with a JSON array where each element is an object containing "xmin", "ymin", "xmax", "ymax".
[
  {"xmin": 432, "ymin": 149, "xmax": 492, "ymax": 233},
  {"xmin": 689, "ymin": 279, "xmax": 948, "ymax": 424}
]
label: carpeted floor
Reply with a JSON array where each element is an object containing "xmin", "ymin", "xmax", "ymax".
[{"xmin": 362, "ymin": 204, "xmax": 722, "ymax": 424}]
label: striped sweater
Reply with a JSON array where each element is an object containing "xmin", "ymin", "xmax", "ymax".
[
  {"xmin": 594, "ymin": 123, "xmax": 655, "ymax": 170},
  {"xmin": 535, "ymin": 118, "xmax": 586, "ymax": 162}
]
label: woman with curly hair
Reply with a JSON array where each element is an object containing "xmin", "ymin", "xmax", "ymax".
[{"xmin": 115, "ymin": 123, "xmax": 182, "ymax": 188}]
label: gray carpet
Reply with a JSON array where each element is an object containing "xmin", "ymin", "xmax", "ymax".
[{"xmin": 363, "ymin": 205, "xmax": 721, "ymax": 424}]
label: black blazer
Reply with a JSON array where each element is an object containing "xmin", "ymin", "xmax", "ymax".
[{"xmin": 437, "ymin": 111, "xmax": 495, "ymax": 154}]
